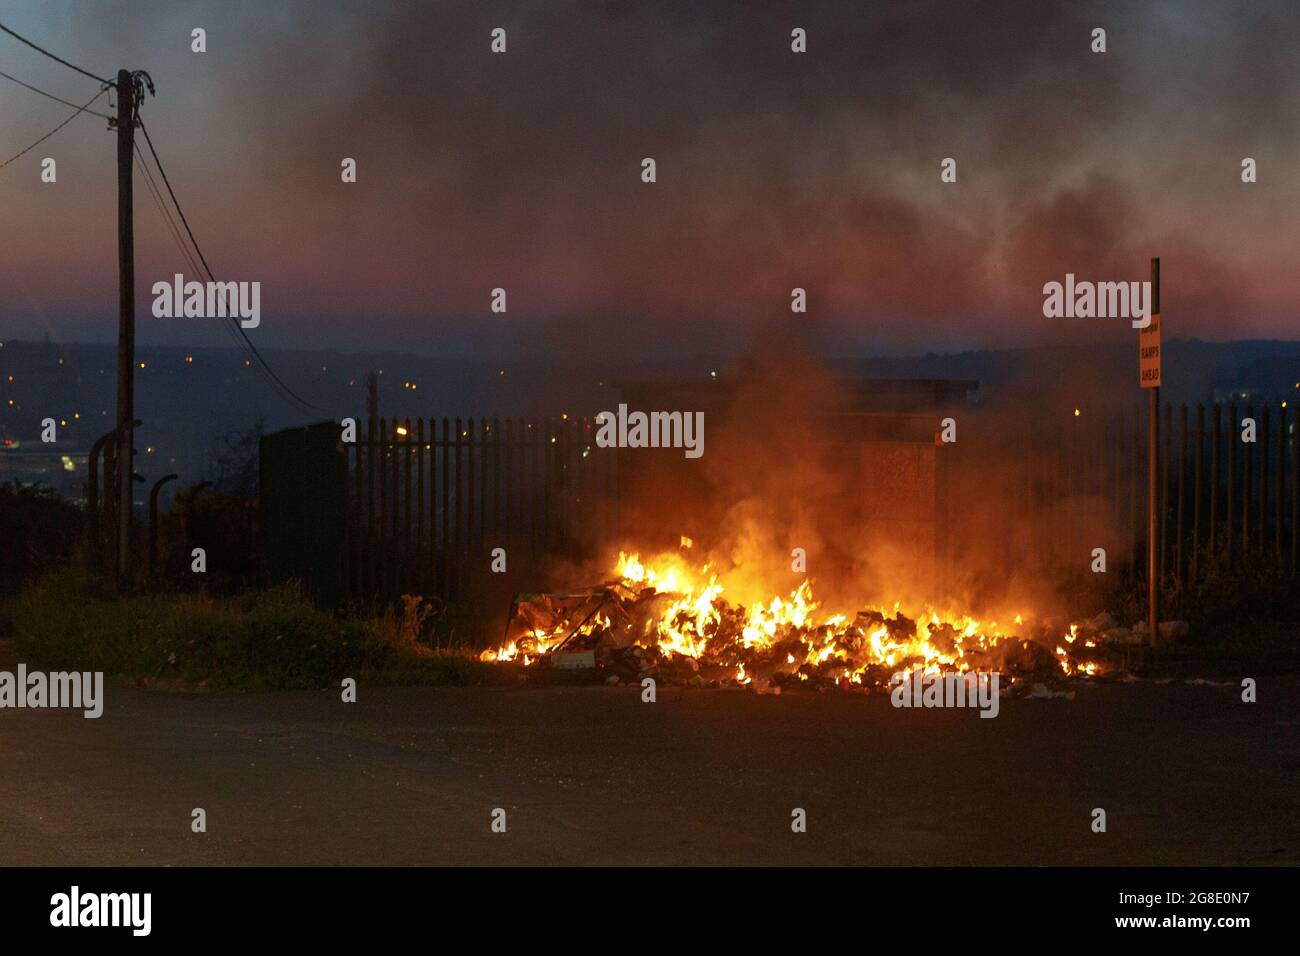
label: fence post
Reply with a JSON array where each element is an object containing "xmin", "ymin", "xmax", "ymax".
[
  {"xmin": 402, "ymin": 418, "xmax": 412, "ymax": 593},
  {"xmin": 492, "ymin": 417, "xmax": 502, "ymax": 562},
  {"xmin": 1242, "ymin": 405, "xmax": 1252, "ymax": 557},
  {"xmin": 428, "ymin": 417, "xmax": 439, "ymax": 597},
  {"xmin": 1160, "ymin": 401, "xmax": 1171, "ymax": 584},
  {"xmin": 1176, "ymin": 404, "xmax": 1187, "ymax": 589},
  {"xmin": 439, "ymin": 417, "xmax": 449, "ymax": 600},
  {"xmin": 454, "ymin": 416, "xmax": 463, "ymax": 603},
  {"xmin": 148, "ymin": 473, "xmax": 179, "ymax": 581},
  {"xmin": 1209, "ymin": 405, "xmax": 1219, "ymax": 557},
  {"xmin": 417, "ymin": 418, "xmax": 426, "ymax": 593},
  {"xmin": 502, "ymin": 418, "xmax": 512, "ymax": 552},
  {"xmin": 1292, "ymin": 401, "xmax": 1299, "ymax": 572},
  {"xmin": 341, "ymin": 428, "xmax": 350, "ymax": 603},
  {"xmin": 1275, "ymin": 403, "xmax": 1285, "ymax": 561},
  {"xmin": 1227, "ymin": 404, "xmax": 1236, "ymax": 564},
  {"xmin": 378, "ymin": 417, "xmax": 388, "ymax": 599},
  {"xmin": 480, "ymin": 418, "xmax": 489, "ymax": 579},
  {"xmin": 467, "ymin": 416, "xmax": 478, "ymax": 606},
  {"xmin": 1192, "ymin": 404, "xmax": 1203, "ymax": 582},
  {"xmin": 1131, "ymin": 400, "xmax": 1141, "ymax": 577},
  {"xmin": 87, "ymin": 429, "xmax": 113, "ymax": 560},
  {"xmin": 1259, "ymin": 405, "xmax": 1269, "ymax": 556},
  {"xmin": 390, "ymin": 416, "xmax": 400, "ymax": 596}
]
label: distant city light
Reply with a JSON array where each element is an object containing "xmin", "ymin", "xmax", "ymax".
[
  {"xmin": 185, "ymin": 355, "xmax": 193, "ymax": 364},
  {"xmin": 1074, "ymin": 408, "xmax": 1081, "ymax": 417},
  {"xmin": 139, "ymin": 362, "xmax": 146, "ymax": 369}
]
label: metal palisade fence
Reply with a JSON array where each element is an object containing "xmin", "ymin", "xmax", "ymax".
[
  {"xmin": 1160, "ymin": 402, "xmax": 1297, "ymax": 582},
  {"xmin": 331, "ymin": 401, "xmax": 1293, "ymax": 612},
  {"xmin": 342, "ymin": 415, "xmax": 619, "ymax": 609},
  {"xmin": 941, "ymin": 400, "xmax": 1298, "ymax": 599}
]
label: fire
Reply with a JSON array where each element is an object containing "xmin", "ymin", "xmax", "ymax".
[{"xmin": 482, "ymin": 548, "xmax": 1105, "ymax": 690}]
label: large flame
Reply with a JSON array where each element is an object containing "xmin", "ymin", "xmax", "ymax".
[{"xmin": 482, "ymin": 547, "xmax": 1103, "ymax": 688}]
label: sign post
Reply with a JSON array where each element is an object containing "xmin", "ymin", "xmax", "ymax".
[{"xmin": 1140, "ymin": 257, "xmax": 1161, "ymax": 646}]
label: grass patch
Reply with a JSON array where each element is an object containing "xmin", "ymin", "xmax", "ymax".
[{"xmin": 12, "ymin": 567, "xmax": 505, "ymax": 691}]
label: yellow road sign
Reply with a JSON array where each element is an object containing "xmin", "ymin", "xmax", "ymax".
[{"xmin": 1139, "ymin": 312, "xmax": 1161, "ymax": 388}]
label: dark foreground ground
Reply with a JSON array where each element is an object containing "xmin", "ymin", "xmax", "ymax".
[{"xmin": 1, "ymin": 640, "xmax": 1296, "ymax": 865}]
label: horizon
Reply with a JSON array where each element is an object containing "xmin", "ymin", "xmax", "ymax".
[
  {"xmin": 3, "ymin": 332, "xmax": 1299, "ymax": 364},
  {"xmin": 4, "ymin": 1, "xmax": 1300, "ymax": 356}
]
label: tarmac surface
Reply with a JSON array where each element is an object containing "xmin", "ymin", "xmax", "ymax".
[{"xmin": 1, "ymin": 640, "xmax": 1296, "ymax": 865}]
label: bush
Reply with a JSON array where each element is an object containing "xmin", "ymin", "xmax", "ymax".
[
  {"xmin": 15, "ymin": 568, "xmax": 367, "ymax": 689},
  {"xmin": 1174, "ymin": 550, "xmax": 1300, "ymax": 628},
  {"xmin": 12, "ymin": 568, "xmax": 503, "ymax": 690},
  {"xmin": 0, "ymin": 481, "xmax": 83, "ymax": 596},
  {"xmin": 152, "ymin": 489, "xmax": 258, "ymax": 594}
]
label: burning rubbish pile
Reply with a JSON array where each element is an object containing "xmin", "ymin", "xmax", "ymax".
[{"xmin": 479, "ymin": 548, "xmax": 1165, "ymax": 692}]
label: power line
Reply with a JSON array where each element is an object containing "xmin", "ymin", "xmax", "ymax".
[
  {"xmin": 136, "ymin": 120, "xmax": 220, "ymax": 295},
  {"xmin": 133, "ymin": 139, "xmax": 268, "ymax": 372},
  {"xmin": 0, "ymin": 85, "xmax": 108, "ymax": 171},
  {"xmin": 134, "ymin": 140, "xmax": 205, "ymax": 280},
  {"xmin": 0, "ymin": 68, "xmax": 113, "ymax": 119},
  {"xmin": 136, "ymin": 135, "xmax": 320, "ymax": 413},
  {"xmin": 0, "ymin": 21, "xmax": 113, "ymax": 86},
  {"xmin": 0, "ymin": 21, "xmax": 321, "ymax": 416},
  {"xmin": 135, "ymin": 115, "xmax": 325, "ymax": 415}
]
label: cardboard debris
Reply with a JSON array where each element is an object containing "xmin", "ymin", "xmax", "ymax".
[
  {"xmin": 552, "ymin": 650, "xmax": 596, "ymax": 670},
  {"xmin": 490, "ymin": 586, "xmax": 1174, "ymax": 693}
]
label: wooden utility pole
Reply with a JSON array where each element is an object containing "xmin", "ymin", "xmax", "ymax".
[{"xmin": 115, "ymin": 69, "xmax": 136, "ymax": 583}]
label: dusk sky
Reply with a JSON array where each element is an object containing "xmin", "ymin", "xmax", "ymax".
[{"xmin": 2, "ymin": 0, "xmax": 1298, "ymax": 357}]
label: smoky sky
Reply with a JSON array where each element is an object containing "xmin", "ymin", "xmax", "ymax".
[{"xmin": 2, "ymin": 0, "xmax": 1298, "ymax": 355}]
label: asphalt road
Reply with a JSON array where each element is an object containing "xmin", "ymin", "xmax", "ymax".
[{"xmin": 1, "ymin": 642, "xmax": 1296, "ymax": 865}]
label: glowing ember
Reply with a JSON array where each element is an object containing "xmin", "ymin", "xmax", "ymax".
[{"xmin": 482, "ymin": 548, "xmax": 1107, "ymax": 690}]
